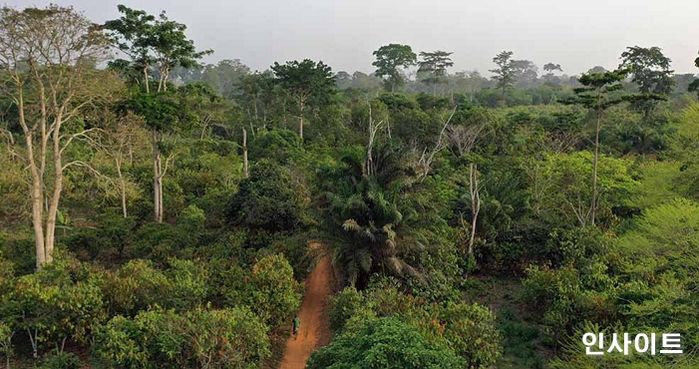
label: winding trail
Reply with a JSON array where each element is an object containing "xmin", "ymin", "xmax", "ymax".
[{"xmin": 278, "ymin": 248, "xmax": 333, "ymax": 369}]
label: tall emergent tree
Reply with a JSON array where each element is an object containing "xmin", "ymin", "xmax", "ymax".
[
  {"xmin": 543, "ymin": 63, "xmax": 563, "ymax": 74},
  {"xmin": 271, "ymin": 59, "xmax": 335, "ymax": 140},
  {"xmin": 689, "ymin": 52, "xmax": 699, "ymax": 98},
  {"xmin": 417, "ymin": 50, "xmax": 454, "ymax": 95},
  {"xmin": 511, "ymin": 59, "xmax": 538, "ymax": 86},
  {"xmin": 490, "ymin": 51, "xmax": 516, "ymax": 99},
  {"xmin": 372, "ymin": 44, "xmax": 417, "ymax": 92},
  {"xmin": 566, "ymin": 69, "xmax": 629, "ymax": 226},
  {"xmin": 104, "ymin": 5, "xmax": 211, "ymax": 223},
  {"xmin": 0, "ymin": 5, "xmax": 118, "ymax": 268},
  {"xmin": 619, "ymin": 46, "xmax": 674, "ymax": 119}
]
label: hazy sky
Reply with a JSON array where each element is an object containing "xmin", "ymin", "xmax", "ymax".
[{"xmin": 7, "ymin": 0, "xmax": 699, "ymax": 76}]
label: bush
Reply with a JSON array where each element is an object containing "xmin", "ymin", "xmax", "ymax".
[
  {"xmin": 0, "ymin": 322, "xmax": 12, "ymax": 368},
  {"xmin": 129, "ymin": 223, "xmax": 197, "ymax": 260},
  {"xmin": 306, "ymin": 317, "xmax": 465, "ymax": 369},
  {"xmin": 165, "ymin": 258, "xmax": 209, "ymax": 310},
  {"xmin": 329, "ymin": 283, "xmax": 503, "ymax": 368},
  {"xmin": 96, "ymin": 307, "xmax": 270, "ymax": 369},
  {"xmin": 65, "ymin": 213, "xmax": 136, "ymax": 261},
  {"xmin": 102, "ymin": 259, "xmax": 172, "ymax": 315},
  {"xmin": 439, "ymin": 303, "xmax": 502, "ymax": 369},
  {"xmin": 177, "ymin": 204, "xmax": 206, "ymax": 230},
  {"xmin": 521, "ymin": 264, "xmax": 618, "ymax": 343},
  {"xmin": 38, "ymin": 352, "xmax": 81, "ymax": 369},
  {"xmin": 226, "ymin": 160, "xmax": 304, "ymax": 233},
  {"xmin": 328, "ymin": 287, "xmax": 365, "ymax": 333},
  {"xmin": 222, "ymin": 254, "xmax": 301, "ymax": 328},
  {"xmin": 7, "ymin": 257, "xmax": 105, "ymax": 356}
]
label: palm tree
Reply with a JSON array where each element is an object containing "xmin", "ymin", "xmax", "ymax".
[{"xmin": 321, "ymin": 143, "xmax": 422, "ymax": 288}]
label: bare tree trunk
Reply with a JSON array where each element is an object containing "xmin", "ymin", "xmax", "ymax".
[
  {"xmin": 27, "ymin": 146, "xmax": 46, "ymax": 268},
  {"xmin": 253, "ymin": 95, "xmax": 259, "ymax": 123},
  {"xmin": 590, "ymin": 111, "xmax": 601, "ymax": 226},
  {"xmin": 44, "ymin": 115, "xmax": 65, "ymax": 265},
  {"xmin": 115, "ymin": 157, "xmax": 127, "ymax": 218},
  {"xmin": 298, "ymin": 100, "xmax": 304, "ymax": 140},
  {"xmin": 143, "ymin": 66, "xmax": 150, "ymax": 94},
  {"xmin": 157, "ymin": 156, "xmax": 164, "ymax": 223},
  {"xmin": 468, "ymin": 163, "xmax": 481, "ymax": 257},
  {"xmin": 152, "ymin": 130, "xmax": 162, "ymax": 223},
  {"xmin": 242, "ymin": 128, "xmax": 249, "ymax": 178}
]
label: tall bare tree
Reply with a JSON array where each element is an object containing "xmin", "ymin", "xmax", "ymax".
[
  {"xmin": 447, "ymin": 110, "xmax": 488, "ymax": 258},
  {"xmin": 0, "ymin": 5, "xmax": 116, "ymax": 268},
  {"xmin": 104, "ymin": 5, "xmax": 211, "ymax": 223}
]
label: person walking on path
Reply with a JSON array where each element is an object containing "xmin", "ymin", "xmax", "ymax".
[{"xmin": 292, "ymin": 316, "xmax": 300, "ymax": 338}]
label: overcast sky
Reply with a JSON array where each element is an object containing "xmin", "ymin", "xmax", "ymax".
[{"xmin": 7, "ymin": 0, "xmax": 699, "ymax": 76}]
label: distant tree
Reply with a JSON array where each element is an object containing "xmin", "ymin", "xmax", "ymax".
[
  {"xmin": 335, "ymin": 71, "xmax": 353, "ymax": 89},
  {"xmin": 564, "ymin": 69, "xmax": 629, "ymax": 226},
  {"xmin": 372, "ymin": 44, "xmax": 417, "ymax": 92},
  {"xmin": 687, "ymin": 52, "xmax": 699, "ymax": 98},
  {"xmin": 176, "ymin": 82, "xmax": 231, "ymax": 139},
  {"xmin": 271, "ymin": 59, "xmax": 335, "ymax": 140},
  {"xmin": 544, "ymin": 63, "xmax": 563, "ymax": 74},
  {"xmin": 619, "ymin": 46, "xmax": 674, "ymax": 119},
  {"xmin": 169, "ymin": 59, "xmax": 250, "ymax": 98},
  {"xmin": 490, "ymin": 51, "xmax": 516, "ymax": 98},
  {"xmin": 240, "ymin": 71, "xmax": 278, "ymax": 133},
  {"xmin": 511, "ymin": 59, "xmax": 538, "ymax": 87},
  {"xmin": 417, "ymin": 50, "xmax": 454, "ymax": 95},
  {"xmin": 587, "ymin": 66, "xmax": 608, "ymax": 74},
  {"xmin": 104, "ymin": 5, "xmax": 212, "ymax": 94},
  {"xmin": 542, "ymin": 63, "xmax": 564, "ymax": 88},
  {"xmin": 104, "ymin": 5, "xmax": 211, "ymax": 223}
]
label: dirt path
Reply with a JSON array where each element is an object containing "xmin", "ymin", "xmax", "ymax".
[{"xmin": 278, "ymin": 250, "xmax": 333, "ymax": 369}]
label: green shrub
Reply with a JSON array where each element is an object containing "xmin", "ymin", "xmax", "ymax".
[
  {"xmin": 38, "ymin": 352, "xmax": 81, "ymax": 369},
  {"xmin": 96, "ymin": 307, "xmax": 270, "ymax": 369},
  {"xmin": 250, "ymin": 254, "xmax": 301, "ymax": 326},
  {"xmin": 102, "ymin": 259, "xmax": 172, "ymax": 315},
  {"xmin": 0, "ymin": 322, "xmax": 12, "ymax": 368},
  {"xmin": 177, "ymin": 204, "xmax": 206, "ymax": 229},
  {"xmin": 226, "ymin": 160, "xmax": 304, "ymax": 233},
  {"xmin": 8, "ymin": 257, "xmax": 105, "ymax": 356},
  {"xmin": 439, "ymin": 303, "xmax": 502, "ymax": 369},
  {"xmin": 164, "ymin": 258, "xmax": 209, "ymax": 310},
  {"xmin": 328, "ymin": 287, "xmax": 365, "ymax": 333},
  {"xmin": 307, "ymin": 317, "xmax": 465, "ymax": 369}
]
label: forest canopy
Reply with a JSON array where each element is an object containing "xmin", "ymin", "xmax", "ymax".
[{"xmin": 0, "ymin": 3, "xmax": 698, "ymax": 369}]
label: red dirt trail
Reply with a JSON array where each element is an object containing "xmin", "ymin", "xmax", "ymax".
[{"xmin": 278, "ymin": 249, "xmax": 333, "ymax": 369}]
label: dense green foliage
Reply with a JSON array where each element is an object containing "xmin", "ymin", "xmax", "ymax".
[{"xmin": 0, "ymin": 3, "xmax": 698, "ymax": 369}]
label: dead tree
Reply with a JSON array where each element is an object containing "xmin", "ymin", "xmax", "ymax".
[
  {"xmin": 447, "ymin": 115, "xmax": 488, "ymax": 258},
  {"xmin": 414, "ymin": 107, "xmax": 456, "ymax": 180}
]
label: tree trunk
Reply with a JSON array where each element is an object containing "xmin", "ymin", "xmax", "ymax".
[
  {"xmin": 468, "ymin": 163, "xmax": 481, "ymax": 257},
  {"xmin": 143, "ymin": 66, "xmax": 150, "ymax": 94},
  {"xmin": 28, "ymin": 153, "xmax": 46, "ymax": 268},
  {"xmin": 152, "ymin": 130, "xmax": 163, "ymax": 223},
  {"xmin": 590, "ymin": 111, "xmax": 601, "ymax": 226},
  {"xmin": 242, "ymin": 128, "xmax": 249, "ymax": 178},
  {"xmin": 298, "ymin": 100, "xmax": 304, "ymax": 140},
  {"xmin": 44, "ymin": 120, "xmax": 65, "ymax": 265},
  {"xmin": 115, "ymin": 157, "xmax": 127, "ymax": 218}
]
